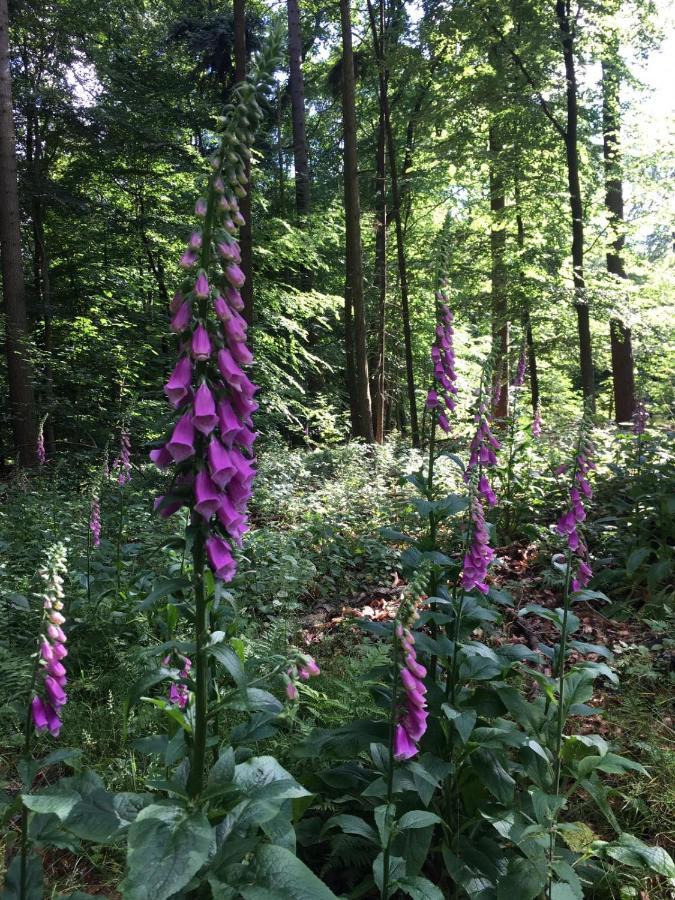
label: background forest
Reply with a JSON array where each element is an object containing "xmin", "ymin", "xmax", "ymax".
[{"xmin": 0, "ymin": 0, "xmax": 674, "ymax": 897}]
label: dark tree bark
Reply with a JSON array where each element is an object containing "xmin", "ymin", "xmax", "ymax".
[
  {"xmin": 482, "ymin": 6, "xmax": 595, "ymax": 407},
  {"xmin": 368, "ymin": 0, "xmax": 387, "ymax": 444},
  {"xmin": 233, "ymin": 0, "xmax": 253, "ymax": 325},
  {"xmin": 286, "ymin": 0, "xmax": 311, "ymax": 218},
  {"xmin": 556, "ymin": 0, "xmax": 594, "ymax": 406},
  {"xmin": 0, "ymin": 0, "xmax": 38, "ymax": 466},
  {"xmin": 602, "ymin": 43, "xmax": 635, "ymax": 424},
  {"xmin": 366, "ymin": 0, "xmax": 419, "ymax": 447},
  {"xmin": 489, "ymin": 123, "xmax": 509, "ymax": 418},
  {"xmin": 514, "ymin": 181, "xmax": 540, "ymax": 411}
]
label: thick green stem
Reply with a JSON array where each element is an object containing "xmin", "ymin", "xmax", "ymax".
[
  {"xmin": 427, "ymin": 408, "xmax": 439, "ymax": 681},
  {"xmin": 187, "ymin": 525, "xmax": 208, "ymax": 798},
  {"xmin": 381, "ymin": 629, "xmax": 399, "ymax": 900},
  {"xmin": 20, "ymin": 643, "xmax": 42, "ymax": 898}
]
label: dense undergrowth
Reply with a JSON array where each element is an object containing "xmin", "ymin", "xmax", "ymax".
[{"xmin": 1, "ymin": 422, "xmax": 673, "ymax": 898}]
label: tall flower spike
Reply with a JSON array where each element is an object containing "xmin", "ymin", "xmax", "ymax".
[
  {"xmin": 425, "ymin": 279, "xmax": 458, "ymax": 434},
  {"xmin": 392, "ymin": 596, "xmax": 428, "ymax": 761},
  {"xmin": 90, "ymin": 495, "xmax": 101, "ymax": 548},
  {"xmin": 532, "ymin": 405, "xmax": 543, "ymax": 438},
  {"xmin": 114, "ymin": 428, "xmax": 131, "ymax": 485},
  {"xmin": 632, "ymin": 400, "xmax": 648, "ymax": 435},
  {"xmin": 150, "ymin": 29, "xmax": 285, "ymax": 581},
  {"xmin": 555, "ymin": 432, "xmax": 595, "ymax": 591},
  {"xmin": 32, "ymin": 544, "xmax": 69, "ymax": 738}
]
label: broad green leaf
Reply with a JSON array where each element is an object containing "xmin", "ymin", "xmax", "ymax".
[
  {"xmin": 472, "ymin": 749, "xmax": 515, "ymax": 804},
  {"xmin": 373, "ymin": 852, "xmax": 406, "ymax": 897},
  {"xmin": 398, "ymin": 875, "xmax": 445, "ymax": 900},
  {"xmin": 598, "ymin": 832, "xmax": 675, "ymax": 878},
  {"xmin": 120, "ymin": 803, "xmax": 213, "ymax": 900},
  {"xmin": 21, "ymin": 790, "xmax": 80, "ymax": 819},
  {"xmin": 496, "ymin": 857, "xmax": 547, "ymax": 899},
  {"xmin": 325, "ymin": 814, "xmax": 378, "ymax": 844},
  {"xmin": 234, "ymin": 756, "xmax": 310, "ymax": 802},
  {"xmin": 138, "ymin": 577, "xmax": 191, "ymax": 610},
  {"xmin": 242, "ymin": 844, "xmax": 338, "ymax": 899},
  {"xmin": 207, "ymin": 746, "xmax": 236, "ymax": 794},
  {"xmin": 397, "ymin": 810, "xmax": 441, "ymax": 830},
  {"xmin": 0, "ymin": 853, "xmax": 43, "ymax": 900},
  {"xmin": 442, "ymin": 705, "xmax": 476, "ymax": 744},
  {"xmin": 625, "ymin": 547, "xmax": 651, "ymax": 575},
  {"xmin": 208, "ymin": 644, "xmax": 246, "ymax": 685}
]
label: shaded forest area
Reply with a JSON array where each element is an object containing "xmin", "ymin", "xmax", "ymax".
[{"xmin": 0, "ymin": 0, "xmax": 673, "ymax": 898}]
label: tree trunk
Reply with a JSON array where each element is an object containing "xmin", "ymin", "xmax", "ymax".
[
  {"xmin": 514, "ymin": 177, "xmax": 540, "ymax": 411},
  {"xmin": 0, "ymin": 0, "xmax": 38, "ymax": 466},
  {"xmin": 286, "ymin": 0, "xmax": 311, "ymax": 218},
  {"xmin": 556, "ymin": 0, "xmax": 594, "ymax": 406},
  {"xmin": 489, "ymin": 123, "xmax": 509, "ymax": 418},
  {"xmin": 233, "ymin": 0, "xmax": 253, "ymax": 325},
  {"xmin": 602, "ymin": 44, "xmax": 635, "ymax": 424},
  {"xmin": 339, "ymin": 0, "xmax": 373, "ymax": 442},
  {"xmin": 369, "ymin": 0, "xmax": 387, "ymax": 444},
  {"xmin": 367, "ymin": 0, "xmax": 419, "ymax": 447}
]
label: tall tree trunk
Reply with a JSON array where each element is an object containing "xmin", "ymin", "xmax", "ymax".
[
  {"xmin": 233, "ymin": 0, "xmax": 253, "ymax": 325},
  {"xmin": 556, "ymin": 0, "xmax": 594, "ymax": 406},
  {"xmin": 489, "ymin": 123, "xmax": 509, "ymax": 417},
  {"xmin": 339, "ymin": 0, "xmax": 373, "ymax": 442},
  {"xmin": 286, "ymin": 0, "xmax": 311, "ymax": 218},
  {"xmin": 602, "ymin": 43, "xmax": 635, "ymax": 424},
  {"xmin": 367, "ymin": 0, "xmax": 419, "ymax": 447},
  {"xmin": 0, "ymin": 0, "xmax": 37, "ymax": 466},
  {"xmin": 514, "ymin": 175, "xmax": 539, "ymax": 411},
  {"xmin": 372, "ymin": 0, "xmax": 387, "ymax": 444}
]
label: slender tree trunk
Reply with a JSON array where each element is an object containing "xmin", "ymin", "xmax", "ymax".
[
  {"xmin": 514, "ymin": 177, "xmax": 539, "ymax": 411},
  {"xmin": 368, "ymin": 0, "xmax": 387, "ymax": 444},
  {"xmin": 233, "ymin": 0, "xmax": 253, "ymax": 325},
  {"xmin": 286, "ymin": 0, "xmax": 311, "ymax": 218},
  {"xmin": 367, "ymin": 0, "xmax": 419, "ymax": 447},
  {"xmin": 0, "ymin": 0, "xmax": 37, "ymax": 466},
  {"xmin": 339, "ymin": 0, "xmax": 373, "ymax": 442},
  {"xmin": 602, "ymin": 45, "xmax": 635, "ymax": 424},
  {"xmin": 489, "ymin": 124, "xmax": 509, "ymax": 417},
  {"xmin": 556, "ymin": 0, "xmax": 594, "ymax": 406},
  {"xmin": 32, "ymin": 198, "xmax": 56, "ymax": 454}
]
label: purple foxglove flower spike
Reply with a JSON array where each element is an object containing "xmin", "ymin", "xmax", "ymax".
[{"xmin": 90, "ymin": 496, "xmax": 101, "ymax": 547}]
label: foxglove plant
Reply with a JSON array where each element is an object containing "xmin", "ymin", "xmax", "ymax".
[
  {"xmin": 150, "ymin": 35, "xmax": 281, "ymax": 797},
  {"xmin": 632, "ymin": 399, "xmax": 648, "ymax": 435},
  {"xmin": 36, "ymin": 416, "xmax": 47, "ymax": 465},
  {"xmin": 425, "ymin": 281, "xmax": 458, "ymax": 435},
  {"xmin": 30, "ymin": 543, "xmax": 69, "ymax": 737},
  {"xmin": 532, "ymin": 404, "xmax": 543, "ymax": 437},
  {"xmin": 90, "ymin": 494, "xmax": 101, "ymax": 548},
  {"xmin": 113, "ymin": 427, "xmax": 132, "ymax": 485}
]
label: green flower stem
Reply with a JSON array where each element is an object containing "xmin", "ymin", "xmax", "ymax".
[
  {"xmin": 427, "ymin": 407, "xmax": 440, "ymax": 682},
  {"xmin": 381, "ymin": 627, "xmax": 400, "ymax": 900},
  {"xmin": 187, "ymin": 522, "xmax": 208, "ymax": 798},
  {"xmin": 19, "ymin": 625, "xmax": 46, "ymax": 898}
]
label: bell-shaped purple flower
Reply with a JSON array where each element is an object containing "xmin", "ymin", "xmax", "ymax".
[
  {"xmin": 171, "ymin": 301, "xmax": 191, "ymax": 333},
  {"xmin": 192, "ymin": 383, "xmax": 218, "ymax": 435},
  {"xmin": 206, "ymin": 535, "xmax": 237, "ymax": 582},
  {"xmin": 194, "ymin": 470, "xmax": 221, "ymax": 520},
  {"xmin": 194, "ymin": 272, "xmax": 210, "ymax": 299},
  {"xmin": 191, "ymin": 324, "xmax": 212, "ymax": 361},
  {"xmin": 167, "ymin": 413, "xmax": 195, "ymax": 462},
  {"xmin": 164, "ymin": 356, "xmax": 192, "ymax": 407}
]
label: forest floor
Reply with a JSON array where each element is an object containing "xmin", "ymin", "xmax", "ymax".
[{"xmin": 1, "ymin": 438, "xmax": 674, "ymax": 897}]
